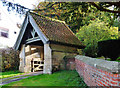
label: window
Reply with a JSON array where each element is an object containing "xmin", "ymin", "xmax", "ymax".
[
  {"xmin": 0, "ymin": 28, "xmax": 9, "ymax": 38},
  {"xmin": 1, "ymin": 32, "xmax": 8, "ymax": 38}
]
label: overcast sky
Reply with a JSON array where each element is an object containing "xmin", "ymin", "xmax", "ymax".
[{"xmin": 0, "ymin": 0, "xmax": 43, "ymax": 47}]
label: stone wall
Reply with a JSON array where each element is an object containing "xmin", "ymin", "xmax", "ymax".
[
  {"xmin": 43, "ymin": 44, "xmax": 52, "ymax": 74},
  {"xmin": 52, "ymin": 51, "xmax": 77, "ymax": 71},
  {"xmin": 64, "ymin": 56, "xmax": 76, "ymax": 70},
  {"xmin": 19, "ymin": 45, "xmax": 25, "ymax": 72},
  {"xmin": 75, "ymin": 55, "xmax": 120, "ymax": 87},
  {"xmin": 50, "ymin": 44, "xmax": 78, "ymax": 72}
]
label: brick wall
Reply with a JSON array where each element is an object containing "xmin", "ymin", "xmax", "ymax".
[
  {"xmin": 50, "ymin": 44, "xmax": 78, "ymax": 72},
  {"xmin": 75, "ymin": 55, "xmax": 120, "ymax": 87},
  {"xmin": 65, "ymin": 55, "xmax": 120, "ymax": 87}
]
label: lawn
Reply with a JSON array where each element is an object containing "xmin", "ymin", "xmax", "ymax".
[
  {"xmin": 3, "ymin": 70, "xmax": 88, "ymax": 87},
  {"xmin": 0, "ymin": 70, "xmax": 25, "ymax": 79}
]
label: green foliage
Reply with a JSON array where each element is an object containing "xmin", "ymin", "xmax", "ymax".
[
  {"xmin": 0, "ymin": 47, "xmax": 19, "ymax": 72},
  {"xmin": 97, "ymin": 57, "xmax": 120, "ymax": 62},
  {"xmin": 106, "ymin": 58, "xmax": 112, "ymax": 61},
  {"xmin": 113, "ymin": 19, "xmax": 120, "ymax": 38},
  {"xmin": 105, "ymin": 57, "xmax": 120, "ymax": 62},
  {"xmin": 106, "ymin": 57, "xmax": 120, "ymax": 62},
  {"xmin": 116, "ymin": 57, "xmax": 120, "ymax": 62},
  {"xmin": 1, "ymin": 1, "xmax": 119, "ymax": 33},
  {"xmin": 1, "ymin": 0, "xmax": 120, "ymax": 17},
  {"xmin": 4, "ymin": 70, "xmax": 88, "ymax": 87},
  {"xmin": 35, "ymin": 2, "xmax": 114, "ymax": 33},
  {"xmin": 76, "ymin": 19, "xmax": 118, "ymax": 57},
  {"xmin": 113, "ymin": 19, "xmax": 120, "ymax": 28},
  {"xmin": 84, "ymin": 44, "xmax": 97, "ymax": 57}
]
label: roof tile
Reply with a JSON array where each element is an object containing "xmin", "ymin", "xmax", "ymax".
[{"xmin": 30, "ymin": 12, "xmax": 84, "ymax": 47}]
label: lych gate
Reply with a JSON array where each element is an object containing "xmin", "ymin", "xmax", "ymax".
[
  {"xmin": 18, "ymin": 22, "xmax": 46, "ymax": 73},
  {"xmin": 14, "ymin": 12, "xmax": 85, "ymax": 74}
]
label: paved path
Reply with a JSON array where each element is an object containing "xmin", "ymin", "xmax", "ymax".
[{"xmin": 0, "ymin": 71, "xmax": 43, "ymax": 86}]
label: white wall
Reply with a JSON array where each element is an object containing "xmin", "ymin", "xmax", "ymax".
[
  {"xmin": 0, "ymin": 0, "xmax": 43, "ymax": 48},
  {"xmin": 0, "ymin": 2, "xmax": 24, "ymax": 48}
]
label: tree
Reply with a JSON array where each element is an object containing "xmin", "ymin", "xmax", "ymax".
[
  {"xmin": 0, "ymin": 1, "xmax": 119, "ymax": 32},
  {"xmin": 89, "ymin": 2, "xmax": 120, "ymax": 14},
  {"xmin": 1, "ymin": 0, "xmax": 30, "ymax": 15},
  {"xmin": 1, "ymin": 1, "xmax": 119, "ymax": 57},
  {"xmin": 1, "ymin": 1, "xmax": 120, "ymax": 15},
  {"xmin": 35, "ymin": 2, "xmax": 120, "ymax": 15},
  {"xmin": 35, "ymin": 2, "xmax": 90, "ymax": 33},
  {"xmin": 35, "ymin": 2, "xmax": 114, "ymax": 33},
  {"xmin": 76, "ymin": 18, "xmax": 118, "ymax": 57}
]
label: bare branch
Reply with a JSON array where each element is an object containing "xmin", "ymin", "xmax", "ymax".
[{"xmin": 89, "ymin": 2, "xmax": 120, "ymax": 14}]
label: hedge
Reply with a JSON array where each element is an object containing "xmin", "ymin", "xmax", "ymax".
[{"xmin": 98, "ymin": 39, "xmax": 120, "ymax": 61}]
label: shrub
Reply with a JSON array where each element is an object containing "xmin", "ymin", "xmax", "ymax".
[
  {"xmin": 76, "ymin": 19, "xmax": 118, "ymax": 57},
  {"xmin": 116, "ymin": 57, "xmax": 120, "ymax": 62},
  {"xmin": 98, "ymin": 39, "xmax": 120, "ymax": 61},
  {"xmin": 84, "ymin": 44, "xmax": 97, "ymax": 57},
  {"xmin": 0, "ymin": 47, "xmax": 19, "ymax": 72}
]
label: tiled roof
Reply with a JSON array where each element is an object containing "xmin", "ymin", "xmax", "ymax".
[{"xmin": 30, "ymin": 12, "xmax": 85, "ymax": 48}]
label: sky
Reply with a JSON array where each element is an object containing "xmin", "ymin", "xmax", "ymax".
[{"xmin": 0, "ymin": 0, "xmax": 43, "ymax": 48}]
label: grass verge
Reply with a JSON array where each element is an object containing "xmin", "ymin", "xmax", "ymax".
[
  {"xmin": 0, "ymin": 71, "xmax": 25, "ymax": 79},
  {"xmin": 3, "ymin": 70, "xmax": 88, "ymax": 87}
]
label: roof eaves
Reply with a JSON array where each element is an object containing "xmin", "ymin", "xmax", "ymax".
[
  {"xmin": 49, "ymin": 40, "xmax": 85, "ymax": 49},
  {"xmin": 13, "ymin": 13, "xmax": 29, "ymax": 50},
  {"xmin": 63, "ymin": 22, "xmax": 85, "ymax": 47}
]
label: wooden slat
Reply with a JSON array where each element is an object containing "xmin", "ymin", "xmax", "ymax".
[
  {"xmin": 32, "ymin": 58, "xmax": 44, "ymax": 72},
  {"xmin": 26, "ymin": 37, "xmax": 41, "ymax": 44}
]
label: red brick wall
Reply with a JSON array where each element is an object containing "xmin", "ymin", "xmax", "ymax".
[{"xmin": 75, "ymin": 58, "xmax": 120, "ymax": 87}]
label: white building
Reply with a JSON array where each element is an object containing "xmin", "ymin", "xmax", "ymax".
[
  {"xmin": 0, "ymin": 27, "xmax": 9, "ymax": 48},
  {"xmin": 0, "ymin": 4, "xmax": 23, "ymax": 49},
  {"xmin": 0, "ymin": 0, "xmax": 42, "ymax": 49}
]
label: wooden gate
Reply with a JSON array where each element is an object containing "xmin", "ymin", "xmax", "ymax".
[{"xmin": 31, "ymin": 58, "xmax": 44, "ymax": 72}]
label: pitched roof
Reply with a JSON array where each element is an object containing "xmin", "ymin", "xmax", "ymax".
[{"xmin": 30, "ymin": 12, "xmax": 85, "ymax": 48}]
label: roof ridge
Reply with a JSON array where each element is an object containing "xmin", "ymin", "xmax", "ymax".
[{"xmin": 29, "ymin": 11, "xmax": 65, "ymax": 24}]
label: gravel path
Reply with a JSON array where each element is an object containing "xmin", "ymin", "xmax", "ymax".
[{"xmin": 0, "ymin": 71, "xmax": 43, "ymax": 86}]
